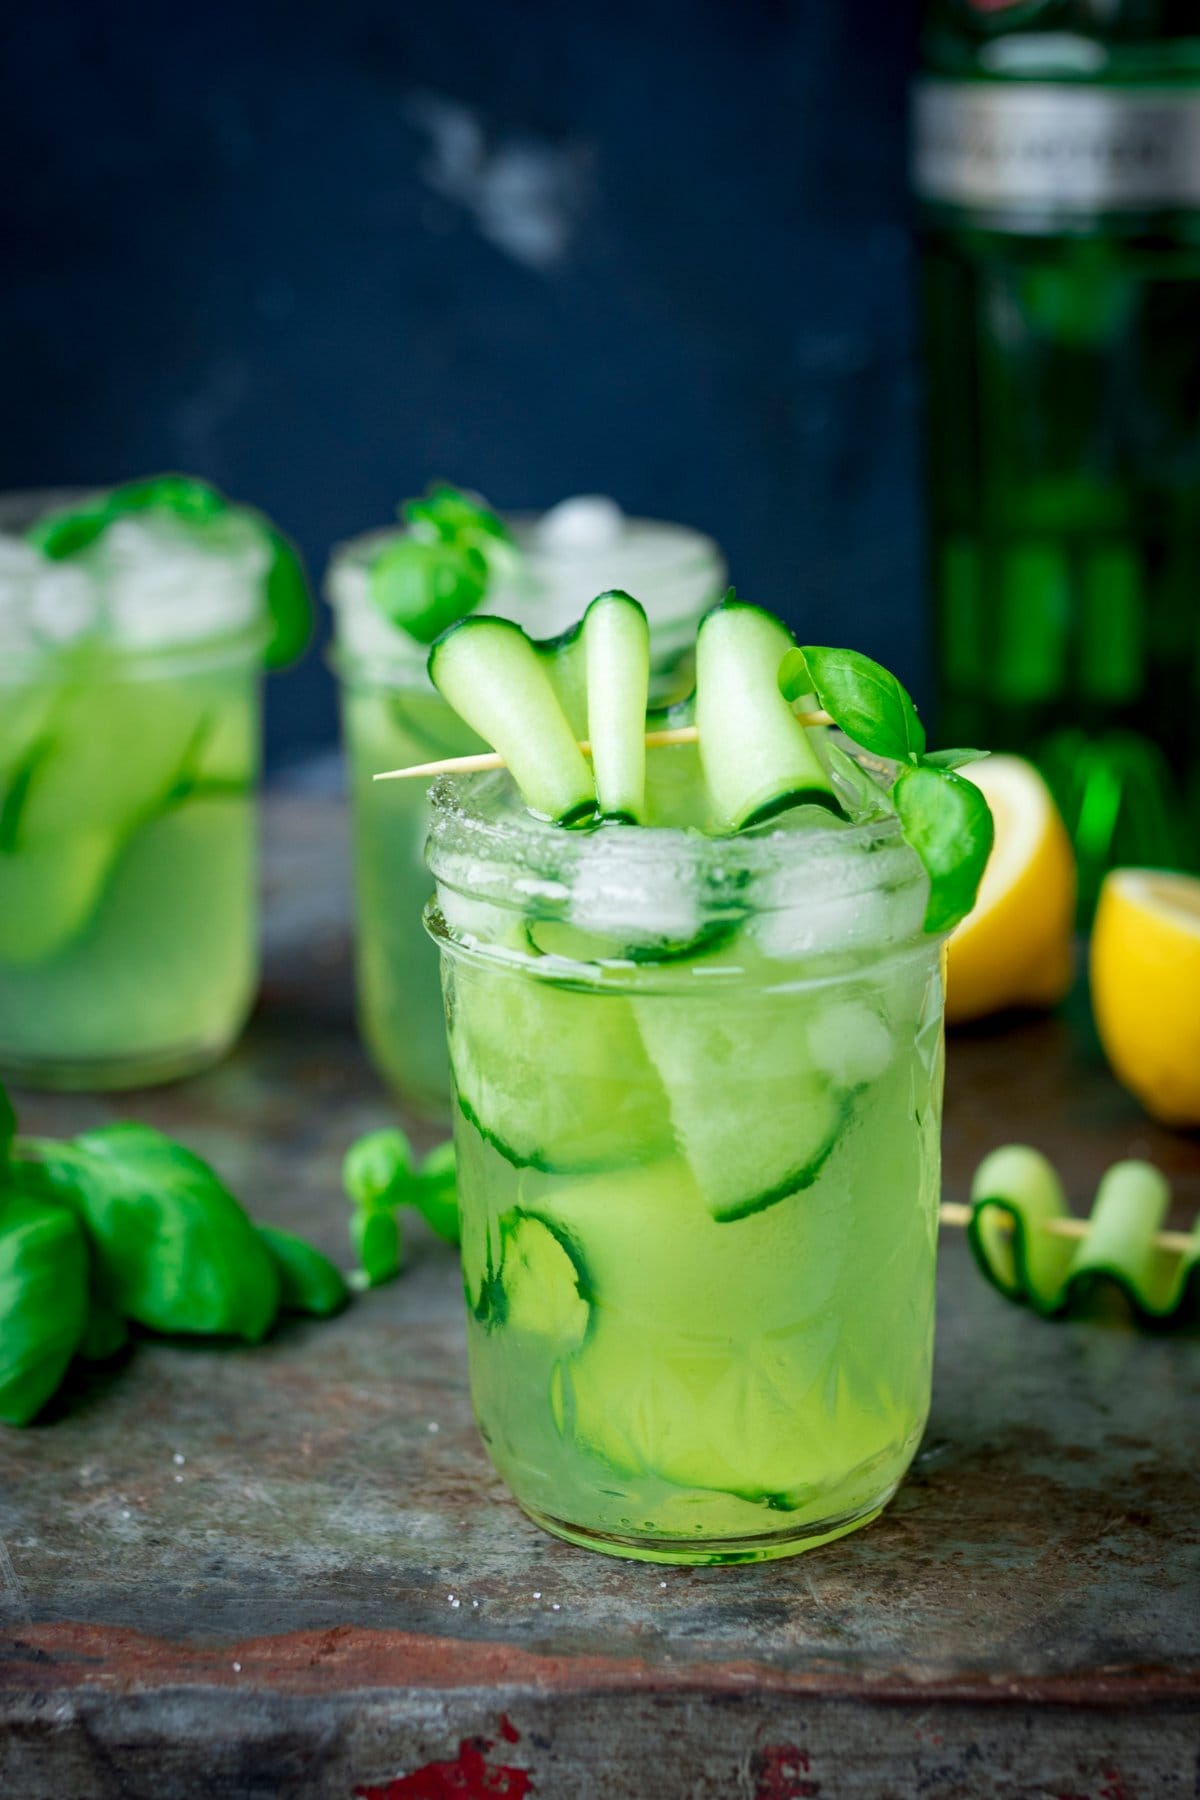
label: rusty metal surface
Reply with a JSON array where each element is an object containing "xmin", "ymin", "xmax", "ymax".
[{"xmin": 1, "ymin": 795, "xmax": 1198, "ymax": 1798}]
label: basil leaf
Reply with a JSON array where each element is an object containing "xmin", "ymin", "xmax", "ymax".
[
  {"xmin": 27, "ymin": 475, "xmax": 226, "ymax": 561},
  {"xmin": 17, "ymin": 1125, "xmax": 280, "ymax": 1343},
  {"xmin": 369, "ymin": 537, "xmax": 488, "ymax": 645},
  {"xmin": 414, "ymin": 1141, "xmax": 460, "ymax": 1245},
  {"xmin": 922, "ymin": 748, "xmax": 990, "ymax": 771},
  {"xmin": 343, "ymin": 1129, "xmax": 414, "ymax": 1211},
  {"xmin": 108, "ymin": 474, "xmax": 225, "ymax": 522},
  {"xmin": 256, "ymin": 1224, "xmax": 349, "ymax": 1318},
  {"xmin": 404, "ymin": 484, "xmax": 512, "ymax": 559},
  {"xmin": 789, "ymin": 647, "xmax": 926, "ymax": 764},
  {"xmin": 25, "ymin": 494, "xmax": 114, "ymax": 560},
  {"xmin": 894, "ymin": 764, "xmax": 995, "ymax": 935},
  {"xmin": 0, "ymin": 1189, "xmax": 89, "ymax": 1426},
  {"xmin": 351, "ymin": 1208, "xmax": 403, "ymax": 1288}
]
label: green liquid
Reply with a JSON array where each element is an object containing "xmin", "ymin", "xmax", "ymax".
[
  {"xmin": 438, "ymin": 920, "xmax": 944, "ymax": 1563},
  {"xmin": 0, "ymin": 653, "xmax": 259, "ymax": 1088}
]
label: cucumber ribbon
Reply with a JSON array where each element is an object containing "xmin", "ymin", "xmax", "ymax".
[
  {"xmin": 26, "ymin": 473, "xmax": 312, "ymax": 668},
  {"xmin": 967, "ymin": 1146, "xmax": 1200, "ymax": 1323}
]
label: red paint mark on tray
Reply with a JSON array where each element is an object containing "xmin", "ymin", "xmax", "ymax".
[
  {"xmin": 753, "ymin": 1743, "xmax": 819, "ymax": 1799},
  {"xmin": 355, "ymin": 1721, "xmax": 531, "ymax": 1800}
]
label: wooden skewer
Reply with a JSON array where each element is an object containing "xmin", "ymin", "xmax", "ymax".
[
  {"xmin": 373, "ymin": 714, "xmax": 834, "ymax": 782},
  {"xmin": 939, "ymin": 1201, "xmax": 1194, "ymax": 1254}
]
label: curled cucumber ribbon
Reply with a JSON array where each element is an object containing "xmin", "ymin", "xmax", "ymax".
[{"xmin": 968, "ymin": 1146, "xmax": 1200, "ymax": 1323}]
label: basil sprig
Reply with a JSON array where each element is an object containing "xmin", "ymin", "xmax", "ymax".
[
  {"xmin": 343, "ymin": 1129, "xmax": 460, "ymax": 1288},
  {"xmin": 0, "ymin": 1088, "xmax": 348, "ymax": 1427},
  {"xmin": 26, "ymin": 473, "xmax": 312, "ymax": 670},
  {"xmin": 368, "ymin": 483, "xmax": 515, "ymax": 645},
  {"xmin": 780, "ymin": 646, "xmax": 994, "ymax": 935}
]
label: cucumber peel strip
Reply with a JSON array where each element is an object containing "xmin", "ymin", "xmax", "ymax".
[{"xmin": 967, "ymin": 1146, "xmax": 1200, "ymax": 1322}]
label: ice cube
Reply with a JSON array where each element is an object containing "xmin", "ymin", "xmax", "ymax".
[
  {"xmin": 568, "ymin": 829, "xmax": 703, "ymax": 952},
  {"xmin": 749, "ymin": 835, "xmax": 928, "ymax": 964},
  {"xmin": 535, "ymin": 495, "xmax": 625, "ymax": 552},
  {"xmin": 805, "ymin": 998, "xmax": 894, "ymax": 1088},
  {"xmin": 88, "ymin": 511, "xmax": 268, "ymax": 648},
  {"xmin": 0, "ymin": 536, "xmax": 96, "ymax": 651}
]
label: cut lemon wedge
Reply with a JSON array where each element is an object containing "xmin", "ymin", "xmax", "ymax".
[
  {"xmin": 1090, "ymin": 868, "xmax": 1200, "ymax": 1127},
  {"xmin": 945, "ymin": 756, "xmax": 1076, "ymax": 1025}
]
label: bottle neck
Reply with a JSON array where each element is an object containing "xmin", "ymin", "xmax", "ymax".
[{"xmin": 922, "ymin": 1, "xmax": 1200, "ymax": 83}]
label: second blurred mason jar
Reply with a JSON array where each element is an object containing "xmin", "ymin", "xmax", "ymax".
[
  {"xmin": 0, "ymin": 487, "xmax": 290, "ymax": 1089},
  {"xmin": 328, "ymin": 497, "xmax": 726, "ymax": 1115}
]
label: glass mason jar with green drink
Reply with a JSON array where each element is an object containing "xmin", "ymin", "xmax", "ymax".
[
  {"xmin": 415, "ymin": 590, "xmax": 991, "ymax": 1562},
  {"xmin": 0, "ymin": 478, "xmax": 310, "ymax": 1089},
  {"xmin": 915, "ymin": 0, "xmax": 1200, "ymax": 915},
  {"xmin": 327, "ymin": 489, "xmax": 724, "ymax": 1115}
]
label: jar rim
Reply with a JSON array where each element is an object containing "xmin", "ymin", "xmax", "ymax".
[
  {"xmin": 0, "ymin": 485, "xmax": 273, "ymax": 665},
  {"xmin": 325, "ymin": 510, "xmax": 725, "ymax": 680},
  {"xmin": 424, "ymin": 761, "xmax": 932, "ymax": 967}
]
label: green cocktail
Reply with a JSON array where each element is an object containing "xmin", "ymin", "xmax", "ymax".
[
  {"xmin": 328, "ymin": 497, "xmax": 724, "ymax": 1114},
  {"xmin": 425, "ymin": 754, "xmax": 945, "ymax": 1563},
  {"xmin": 0, "ymin": 486, "xmax": 303, "ymax": 1089}
]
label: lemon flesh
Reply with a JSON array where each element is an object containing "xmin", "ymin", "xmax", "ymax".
[{"xmin": 1090, "ymin": 868, "xmax": 1200, "ymax": 1128}]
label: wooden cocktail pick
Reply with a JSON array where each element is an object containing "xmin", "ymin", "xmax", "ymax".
[{"xmin": 372, "ymin": 715, "xmax": 835, "ymax": 782}]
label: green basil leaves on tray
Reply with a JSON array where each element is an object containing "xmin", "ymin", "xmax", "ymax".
[
  {"xmin": 0, "ymin": 1082, "xmax": 354, "ymax": 1426},
  {"xmin": 0, "ymin": 1189, "xmax": 89, "ymax": 1427},
  {"xmin": 343, "ymin": 1128, "xmax": 460, "ymax": 1286}
]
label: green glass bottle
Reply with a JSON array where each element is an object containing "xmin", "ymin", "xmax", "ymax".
[{"xmin": 915, "ymin": 0, "xmax": 1200, "ymax": 915}]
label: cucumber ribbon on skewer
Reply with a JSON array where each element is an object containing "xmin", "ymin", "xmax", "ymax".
[{"xmin": 955, "ymin": 1146, "xmax": 1200, "ymax": 1323}]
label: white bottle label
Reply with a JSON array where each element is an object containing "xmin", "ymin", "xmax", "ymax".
[{"xmin": 913, "ymin": 79, "xmax": 1200, "ymax": 214}]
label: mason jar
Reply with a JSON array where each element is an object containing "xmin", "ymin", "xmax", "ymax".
[
  {"xmin": 328, "ymin": 498, "xmax": 725, "ymax": 1115},
  {"xmin": 424, "ymin": 755, "xmax": 945, "ymax": 1563},
  {"xmin": 0, "ymin": 491, "xmax": 269, "ymax": 1089}
]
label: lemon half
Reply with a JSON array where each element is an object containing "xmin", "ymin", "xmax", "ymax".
[
  {"xmin": 1090, "ymin": 869, "xmax": 1200, "ymax": 1127},
  {"xmin": 945, "ymin": 755, "xmax": 1076, "ymax": 1025}
]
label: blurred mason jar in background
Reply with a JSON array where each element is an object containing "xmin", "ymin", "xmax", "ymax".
[{"xmin": 327, "ymin": 497, "xmax": 725, "ymax": 1116}]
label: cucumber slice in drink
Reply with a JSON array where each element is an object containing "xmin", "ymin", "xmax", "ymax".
[
  {"xmin": 583, "ymin": 591, "xmax": 650, "ymax": 823},
  {"xmin": 449, "ymin": 958, "xmax": 673, "ymax": 1173},
  {"xmin": 538, "ymin": 1159, "xmax": 889, "ymax": 1506},
  {"xmin": 696, "ymin": 598, "xmax": 839, "ymax": 831},
  {"xmin": 11, "ymin": 678, "xmax": 213, "ymax": 845},
  {"xmin": 429, "ymin": 617, "xmax": 595, "ymax": 824},
  {"xmin": 482, "ymin": 1210, "xmax": 592, "ymax": 1349},
  {"xmin": 534, "ymin": 622, "xmax": 588, "ymax": 740},
  {"xmin": 0, "ymin": 834, "xmax": 116, "ymax": 965},
  {"xmin": 633, "ymin": 991, "xmax": 848, "ymax": 1221}
]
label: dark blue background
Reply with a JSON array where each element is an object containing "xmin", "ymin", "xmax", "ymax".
[{"xmin": 2, "ymin": 1, "xmax": 921, "ymax": 767}]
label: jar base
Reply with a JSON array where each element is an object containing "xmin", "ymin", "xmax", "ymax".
[
  {"xmin": 0, "ymin": 1027, "xmax": 243, "ymax": 1093},
  {"xmin": 519, "ymin": 1492, "xmax": 893, "ymax": 1565}
]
